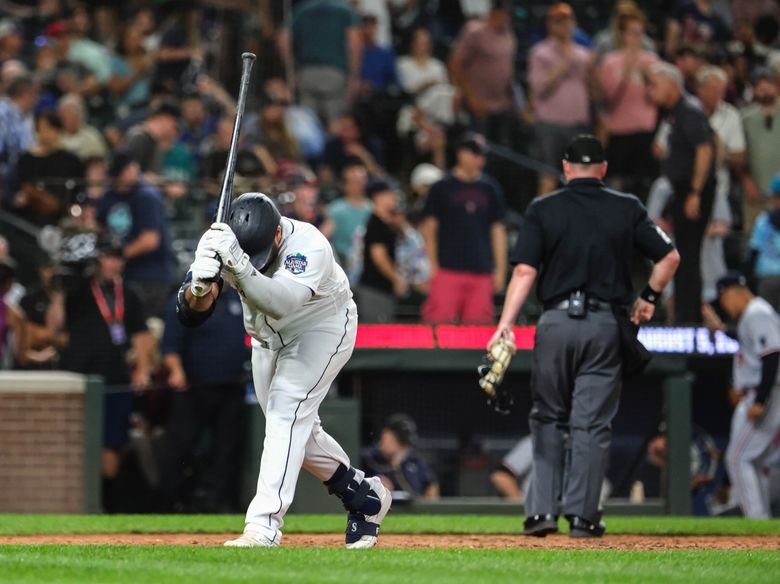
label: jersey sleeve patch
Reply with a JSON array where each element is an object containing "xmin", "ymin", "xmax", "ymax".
[{"xmin": 284, "ymin": 252, "xmax": 308, "ymax": 275}]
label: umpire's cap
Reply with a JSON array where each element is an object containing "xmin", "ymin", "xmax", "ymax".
[
  {"xmin": 564, "ymin": 134, "xmax": 605, "ymax": 164},
  {"xmin": 716, "ymin": 271, "xmax": 748, "ymax": 296},
  {"xmin": 228, "ymin": 193, "xmax": 282, "ymax": 271}
]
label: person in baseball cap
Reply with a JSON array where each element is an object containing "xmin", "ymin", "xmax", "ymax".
[
  {"xmin": 409, "ymin": 163, "xmax": 444, "ymax": 214},
  {"xmin": 420, "ymin": 128, "xmax": 505, "ymax": 325},
  {"xmin": 562, "ymin": 134, "xmax": 608, "ymax": 184},
  {"xmin": 564, "ymin": 134, "xmax": 606, "ymax": 165},
  {"xmin": 712, "ymin": 271, "xmax": 753, "ymax": 334},
  {"xmin": 491, "ymin": 122, "xmax": 679, "ymax": 538},
  {"xmin": 361, "ymin": 413, "xmax": 440, "ymax": 499},
  {"xmin": 410, "ymin": 163, "xmax": 444, "ymax": 192},
  {"xmin": 716, "ymin": 271, "xmax": 749, "ymax": 297},
  {"xmin": 384, "ymin": 414, "xmax": 419, "ymax": 448},
  {"xmin": 455, "ymin": 131, "xmax": 489, "ymax": 156}
]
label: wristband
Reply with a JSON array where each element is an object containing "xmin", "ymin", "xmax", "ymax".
[{"xmin": 640, "ymin": 284, "xmax": 661, "ymax": 305}]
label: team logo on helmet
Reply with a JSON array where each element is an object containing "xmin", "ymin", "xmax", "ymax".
[{"xmin": 284, "ymin": 252, "xmax": 308, "ymax": 275}]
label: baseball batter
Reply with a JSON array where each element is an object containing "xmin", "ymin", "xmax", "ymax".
[
  {"xmin": 716, "ymin": 273, "xmax": 780, "ymax": 518},
  {"xmin": 176, "ymin": 192, "xmax": 391, "ymax": 547}
]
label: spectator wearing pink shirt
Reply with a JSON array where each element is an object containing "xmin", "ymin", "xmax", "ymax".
[
  {"xmin": 528, "ymin": 3, "xmax": 593, "ymax": 195},
  {"xmin": 449, "ymin": 1, "xmax": 517, "ymax": 145},
  {"xmin": 731, "ymin": 0, "xmax": 780, "ymax": 26},
  {"xmin": 598, "ymin": 10, "xmax": 659, "ymax": 193}
]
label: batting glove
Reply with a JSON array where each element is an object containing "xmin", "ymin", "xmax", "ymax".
[
  {"xmin": 190, "ymin": 252, "xmax": 221, "ymax": 297},
  {"xmin": 194, "ymin": 228, "xmax": 218, "ymax": 259},
  {"xmin": 208, "ymin": 222, "xmax": 251, "ymax": 276}
]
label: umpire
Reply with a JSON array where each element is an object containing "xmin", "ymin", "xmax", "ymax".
[{"xmin": 488, "ymin": 135, "xmax": 680, "ymax": 537}]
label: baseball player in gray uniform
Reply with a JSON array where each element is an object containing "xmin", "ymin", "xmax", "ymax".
[
  {"xmin": 491, "ymin": 435, "xmax": 612, "ymax": 504},
  {"xmin": 716, "ymin": 273, "xmax": 780, "ymax": 518},
  {"xmin": 176, "ymin": 193, "xmax": 392, "ymax": 547},
  {"xmin": 490, "ymin": 436, "xmax": 533, "ymax": 500}
]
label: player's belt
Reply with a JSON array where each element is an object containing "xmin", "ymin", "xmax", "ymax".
[{"xmin": 545, "ymin": 298, "xmax": 614, "ymax": 312}]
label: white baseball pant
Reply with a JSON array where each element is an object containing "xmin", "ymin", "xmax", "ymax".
[
  {"xmin": 244, "ymin": 303, "xmax": 361, "ymax": 542},
  {"xmin": 725, "ymin": 388, "xmax": 780, "ymax": 518}
]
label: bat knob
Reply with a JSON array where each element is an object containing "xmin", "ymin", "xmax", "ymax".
[{"xmin": 242, "ymin": 52, "xmax": 256, "ymax": 62}]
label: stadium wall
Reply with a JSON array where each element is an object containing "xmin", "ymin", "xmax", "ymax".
[{"xmin": 0, "ymin": 373, "xmax": 102, "ymax": 513}]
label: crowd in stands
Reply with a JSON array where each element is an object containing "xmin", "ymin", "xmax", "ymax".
[{"xmin": 1, "ymin": 0, "xmax": 780, "ymax": 510}]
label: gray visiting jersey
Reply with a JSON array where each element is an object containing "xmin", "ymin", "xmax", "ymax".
[{"xmin": 733, "ymin": 297, "xmax": 780, "ymax": 391}]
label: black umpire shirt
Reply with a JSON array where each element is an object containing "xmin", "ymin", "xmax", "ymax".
[
  {"xmin": 510, "ymin": 178, "xmax": 675, "ymax": 305},
  {"xmin": 663, "ymin": 94, "xmax": 716, "ymax": 188}
]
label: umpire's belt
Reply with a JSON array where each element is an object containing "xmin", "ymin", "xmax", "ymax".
[{"xmin": 544, "ymin": 298, "xmax": 614, "ymax": 312}]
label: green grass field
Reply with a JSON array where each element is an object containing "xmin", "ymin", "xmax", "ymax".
[
  {"xmin": 0, "ymin": 515, "xmax": 778, "ymax": 584},
  {"xmin": 2, "ymin": 514, "xmax": 780, "ymax": 536}
]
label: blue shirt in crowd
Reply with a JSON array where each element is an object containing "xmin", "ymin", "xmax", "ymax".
[
  {"xmin": 751, "ymin": 210, "xmax": 780, "ymax": 278},
  {"xmin": 161, "ymin": 287, "xmax": 248, "ymax": 386},
  {"xmin": 0, "ymin": 97, "xmax": 34, "ymax": 203},
  {"xmin": 98, "ymin": 180, "xmax": 172, "ymax": 284},
  {"xmin": 360, "ymin": 44, "xmax": 399, "ymax": 93}
]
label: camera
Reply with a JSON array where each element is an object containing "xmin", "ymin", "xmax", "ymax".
[{"xmin": 52, "ymin": 230, "xmax": 99, "ymax": 294}]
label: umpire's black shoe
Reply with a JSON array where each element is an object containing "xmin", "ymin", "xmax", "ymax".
[
  {"xmin": 523, "ymin": 514, "xmax": 559, "ymax": 537},
  {"xmin": 566, "ymin": 515, "xmax": 606, "ymax": 538}
]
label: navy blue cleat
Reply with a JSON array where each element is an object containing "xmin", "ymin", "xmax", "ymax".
[{"xmin": 344, "ymin": 477, "xmax": 392, "ymax": 549}]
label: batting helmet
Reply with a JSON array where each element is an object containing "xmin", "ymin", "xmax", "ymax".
[{"xmin": 228, "ymin": 192, "xmax": 282, "ymax": 270}]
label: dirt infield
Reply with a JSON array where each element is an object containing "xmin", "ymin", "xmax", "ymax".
[{"xmin": 0, "ymin": 533, "xmax": 778, "ymax": 550}]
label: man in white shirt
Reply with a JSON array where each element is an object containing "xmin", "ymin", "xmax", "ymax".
[{"xmin": 695, "ymin": 65, "xmax": 746, "ymax": 201}]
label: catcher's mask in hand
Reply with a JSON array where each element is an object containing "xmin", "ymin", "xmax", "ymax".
[{"xmin": 478, "ymin": 337, "xmax": 516, "ymax": 415}]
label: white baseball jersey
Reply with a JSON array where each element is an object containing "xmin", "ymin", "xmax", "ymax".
[
  {"xmin": 229, "ymin": 217, "xmax": 353, "ymax": 350},
  {"xmin": 733, "ymin": 297, "xmax": 780, "ymax": 391},
  {"xmin": 231, "ymin": 216, "xmax": 362, "ymax": 544}
]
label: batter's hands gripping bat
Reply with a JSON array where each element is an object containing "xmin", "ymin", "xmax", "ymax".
[
  {"xmin": 478, "ymin": 337, "xmax": 516, "ymax": 415},
  {"xmin": 192, "ymin": 52, "xmax": 256, "ymax": 296}
]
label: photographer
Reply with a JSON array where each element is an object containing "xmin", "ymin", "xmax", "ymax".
[
  {"xmin": 50, "ymin": 234, "xmax": 154, "ymax": 510},
  {"xmin": 0, "ymin": 257, "xmax": 25, "ymax": 370},
  {"xmin": 17, "ymin": 259, "xmax": 68, "ymax": 369}
]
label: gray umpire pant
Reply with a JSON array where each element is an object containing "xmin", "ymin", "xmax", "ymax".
[{"xmin": 525, "ymin": 308, "xmax": 622, "ymax": 523}]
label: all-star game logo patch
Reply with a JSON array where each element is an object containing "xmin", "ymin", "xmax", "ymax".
[{"xmin": 284, "ymin": 252, "xmax": 308, "ymax": 275}]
